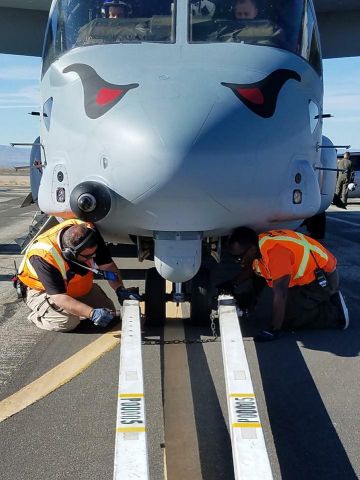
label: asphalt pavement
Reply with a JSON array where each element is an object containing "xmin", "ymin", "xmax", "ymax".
[{"xmin": 0, "ymin": 185, "xmax": 359, "ymax": 480}]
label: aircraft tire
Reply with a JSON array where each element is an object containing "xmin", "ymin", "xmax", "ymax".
[
  {"xmin": 145, "ymin": 267, "xmax": 166, "ymax": 327},
  {"xmin": 190, "ymin": 267, "xmax": 213, "ymax": 326},
  {"xmin": 303, "ymin": 211, "xmax": 326, "ymax": 239}
]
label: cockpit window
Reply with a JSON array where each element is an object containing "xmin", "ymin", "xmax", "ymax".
[
  {"xmin": 189, "ymin": 0, "xmax": 322, "ymax": 74},
  {"xmin": 42, "ymin": 0, "xmax": 175, "ymax": 76}
]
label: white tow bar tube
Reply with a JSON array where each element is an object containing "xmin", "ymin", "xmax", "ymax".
[
  {"xmin": 218, "ymin": 295, "xmax": 273, "ymax": 480},
  {"xmin": 113, "ymin": 300, "xmax": 149, "ymax": 480}
]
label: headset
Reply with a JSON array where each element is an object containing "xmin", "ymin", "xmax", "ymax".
[
  {"xmin": 61, "ymin": 228, "xmax": 97, "ymax": 262},
  {"xmin": 101, "ymin": 0, "xmax": 132, "ymax": 18}
]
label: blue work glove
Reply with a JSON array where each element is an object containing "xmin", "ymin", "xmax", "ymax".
[
  {"xmin": 90, "ymin": 308, "xmax": 114, "ymax": 327},
  {"xmin": 116, "ymin": 286, "xmax": 142, "ymax": 305},
  {"xmin": 254, "ymin": 329, "xmax": 280, "ymax": 342}
]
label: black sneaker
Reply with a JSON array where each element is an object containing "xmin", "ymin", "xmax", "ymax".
[{"xmin": 331, "ymin": 291, "xmax": 349, "ymax": 329}]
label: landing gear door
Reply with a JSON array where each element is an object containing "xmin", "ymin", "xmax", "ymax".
[{"xmin": 30, "ymin": 136, "xmax": 43, "ymax": 203}]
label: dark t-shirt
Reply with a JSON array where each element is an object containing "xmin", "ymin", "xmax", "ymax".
[{"xmin": 29, "ymin": 230, "xmax": 113, "ymax": 295}]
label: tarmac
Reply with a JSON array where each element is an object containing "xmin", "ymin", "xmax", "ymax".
[{"xmin": 0, "ymin": 180, "xmax": 360, "ymax": 480}]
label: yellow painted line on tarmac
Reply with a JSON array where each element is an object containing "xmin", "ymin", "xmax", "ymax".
[
  {"xmin": 166, "ymin": 281, "xmax": 184, "ymax": 318},
  {"xmin": 167, "ymin": 300, "xmax": 183, "ymax": 318},
  {"xmin": 141, "ymin": 282, "xmax": 184, "ymax": 318},
  {"xmin": 0, "ymin": 325, "xmax": 121, "ymax": 423}
]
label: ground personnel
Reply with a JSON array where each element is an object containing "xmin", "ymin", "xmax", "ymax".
[
  {"xmin": 334, "ymin": 151, "xmax": 355, "ymax": 209},
  {"xmin": 228, "ymin": 227, "xmax": 349, "ymax": 342},
  {"xmin": 18, "ymin": 219, "xmax": 140, "ymax": 332}
]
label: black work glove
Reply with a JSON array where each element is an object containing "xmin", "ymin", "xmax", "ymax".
[
  {"xmin": 254, "ymin": 328, "xmax": 280, "ymax": 343},
  {"xmin": 116, "ymin": 286, "xmax": 142, "ymax": 305}
]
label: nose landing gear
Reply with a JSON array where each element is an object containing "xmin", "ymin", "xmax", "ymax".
[
  {"xmin": 144, "ymin": 267, "xmax": 166, "ymax": 327},
  {"xmin": 189, "ymin": 267, "xmax": 213, "ymax": 326},
  {"xmin": 144, "ymin": 267, "xmax": 213, "ymax": 327}
]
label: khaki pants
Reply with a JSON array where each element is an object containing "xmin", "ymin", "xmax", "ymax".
[{"xmin": 25, "ymin": 284, "xmax": 115, "ymax": 332}]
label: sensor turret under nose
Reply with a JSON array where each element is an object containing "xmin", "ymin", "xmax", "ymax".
[
  {"xmin": 154, "ymin": 231, "xmax": 203, "ymax": 283},
  {"xmin": 70, "ymin": 181, "xmax": 111, "ymax": 222},
  {"xmin": 78, "ymin": 193, "xmax": 97, "ymax": 213}
]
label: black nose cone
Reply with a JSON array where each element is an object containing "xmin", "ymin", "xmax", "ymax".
[{"xmin": 70, "ymin": 181, "xmax": 111, "ymax": 222}]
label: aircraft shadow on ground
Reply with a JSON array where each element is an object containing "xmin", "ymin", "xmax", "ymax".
[
  {"xmin": 242, "ymin": 283, "xmax": 359, "ymax": 478},
  {"xmin": 255, "ymin": 339, "xmax": 358, "ymax": 480},
  {"xmin": 184, "ymin": 323, "xmax": 235, "ymax": 480},
  {"xmin": 145, "ymin": 297, "xmax": 359, "ymax": 480},
  {"xmin": 0, "ymin": 274, "xmax": 13, "ymax": 282},
  {"xmin": 145, "ymin": 322, "xmax": 234, "ymax": 480},
  {"xmin": 0, "ymin": 243, "xmax": 21, "ymax": 255}
]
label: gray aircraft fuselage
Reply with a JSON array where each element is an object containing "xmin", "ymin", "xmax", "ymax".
[{"xmin": 36, "ymin": 0, "xmax": 337, "ymax": 281}]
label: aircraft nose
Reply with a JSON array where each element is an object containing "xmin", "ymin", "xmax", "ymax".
[
  {"xmin": 96, "ymin": 87, "xmax": 218, "ymax": 202},
  {"xmin": 92, "ymin": 63, "xmax": 301, "ymax": 208}
]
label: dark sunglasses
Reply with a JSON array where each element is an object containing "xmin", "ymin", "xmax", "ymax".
[
  {"xmin": 78, "ymin": 247, "xmax": 97, "ymax": 259},
  {"xmin": 79, "ymin": 253, "xmax": 96, "ymax": 260}
]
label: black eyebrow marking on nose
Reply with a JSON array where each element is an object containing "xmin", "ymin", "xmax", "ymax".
[
  {"xmin": 63, "ymin": 63, "xmax": 139, "ymax": 119},
  {"xmin": 222, "ymin": 69, "xmax": 301, "ymax": 118}
]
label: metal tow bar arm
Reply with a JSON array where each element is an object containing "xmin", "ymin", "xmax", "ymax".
[
  {"xmin": 218, "ymin": 295, "xmax": 273, "ymax": 480},
  {"xmin": 113, "ymin": 300, "xmax": 149, "ymax": 479}
]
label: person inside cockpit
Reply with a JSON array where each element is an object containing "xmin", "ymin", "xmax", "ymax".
[
  {"xmin": 102, "ymin": 0, "xmax": 131, "ymax": 19},
  {"xmin": 215, "ymin": 0, "xmax": 286, "ymax": 46},
  {"xmin": 233, "ymin": 0, "xmax": 259, "ymax": 20},
  {"xmin": 191, "ymin": 0, "xmax": 216, "ymax": 17}
]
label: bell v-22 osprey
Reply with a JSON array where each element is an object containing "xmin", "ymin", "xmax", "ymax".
[{"xmin": 10, "ymin": 0, "xmax": 355, "ymax": 324}]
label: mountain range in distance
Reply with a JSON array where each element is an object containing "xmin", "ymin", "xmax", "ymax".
[{"xmin": 0, "ymin": 145, "xmax": 31, "ymax": 168}]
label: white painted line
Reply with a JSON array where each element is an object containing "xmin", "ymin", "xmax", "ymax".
[
  {"xmin": 114, "ymin": 300, "xmax": 149, "ymax": 480},
  {"xmin": 218, "ymin": 295, "xmax": 273, "ymax": 480},
  {"xmin": 328, "ymin": 216, "xmax": 360, "ymax": 227}
]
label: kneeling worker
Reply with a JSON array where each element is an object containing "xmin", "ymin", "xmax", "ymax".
[
  {"xmin": 228, "ymin": 227, "xmax": 349, "ymax": 342},
  {"xmin": 17, "ymin": 219, "xmax": 140, "ymax": 332}
]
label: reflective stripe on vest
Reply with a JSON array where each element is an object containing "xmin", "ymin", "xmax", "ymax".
[
  {"xmin": 25, "ymin": 241, "xmax": 67, "ymax": 279},
  {"xmin": 17, "ymin": 219, "xmax": 96, "ymax": 297},
  {"xmin": 18, "ymin": 218, "xmax": 93, "ymax": 278},
  {"xmin": 18, "ymin": 256, "xmax": 28, "ymax": 276},
  {"xmin": 258, "ymin": 232, "xmax": 328, "ymax": 280},
  {"xmin": 19, "ymin": 257, "xmax": 37, "ymax": 278},
  {"xmin": 18, "ymin": 254, "xmax": 41, "ymax": 278}
]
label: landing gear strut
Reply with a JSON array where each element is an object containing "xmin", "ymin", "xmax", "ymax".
[
  {"xmin": 190, "ymin": 267, "xmax": 213, "ymax": 326},
  {"xmin": 144, "ymin": 267, "xmax": 166, "ymax": 327},
  {"xmin": 303, "ymin": 211, "xmax": 326, "ymax": 239},
  {"xmin": 144, "ymin": 267, "xmax": 214, "ymax": 327}
]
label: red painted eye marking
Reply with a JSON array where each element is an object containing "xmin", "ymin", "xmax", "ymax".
[
  {"xmin": 96, "ymin": 88, "xmax": 123, "ymax": 106},
  {"xmin": 236, "ymin": 88, "xmax": 264, "ymax": 105}
]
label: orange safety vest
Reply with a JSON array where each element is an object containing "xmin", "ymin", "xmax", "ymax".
[
  {"xmin": 18, "ymin": 219, "xmax": 95, "ymax": 298},
  {"xmin": 253, "ymin": 230, "xmax": 336, "ymax": 288}
]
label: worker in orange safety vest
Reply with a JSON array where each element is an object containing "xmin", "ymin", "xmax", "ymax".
[
  {"xmin": 227, "ymin": 227, "xmax": 349, "ymax": 342},
  {"xmin": 17, "ymin": 219, "xmax": 140, "ymax": 332}
]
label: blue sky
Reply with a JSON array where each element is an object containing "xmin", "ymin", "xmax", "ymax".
[
  {"xmin": 0, "ymin": 55, "xmax": 41, "ymax": 146},
  {"xmin": 0, "ymin": 53, "xmax": 359, "ymax": 150}
]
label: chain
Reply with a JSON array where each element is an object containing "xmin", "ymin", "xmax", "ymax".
[
  {"xmin": 142, "ymin": 336, "xmax": 219, "ymax": 345},
  {"xmin": 210, "ymin": 312, "xmax": 218, "ymax": 340}
]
